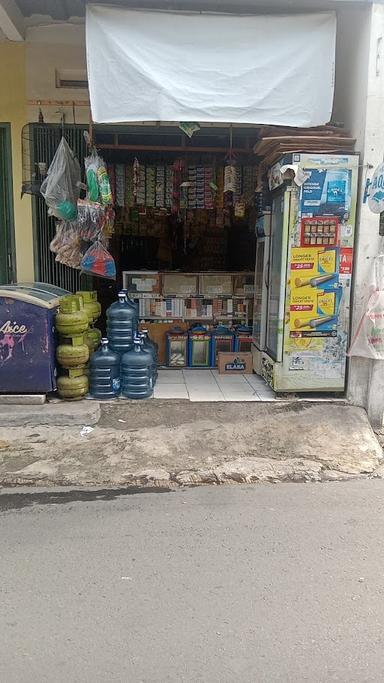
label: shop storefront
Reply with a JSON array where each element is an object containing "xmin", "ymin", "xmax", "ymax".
[{"xmin": 1, "ymin": 1, "xmax": 383, "ymax": 417}]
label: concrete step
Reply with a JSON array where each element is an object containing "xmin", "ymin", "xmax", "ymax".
[
  {"xmin": 0, "ymin": 401, "xmax": 100, "ymax": 427},
  {"xmin": 0, "ymin": 395, "xmax": 46, "ymax": 406}
]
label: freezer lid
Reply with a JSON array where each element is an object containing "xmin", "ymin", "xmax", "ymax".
[
  {"xmin": 0, "ymin": 286, "xmax": 62, "ymax": 309},
  {"xmin": 16, "ymin": 282, "xmax": 70, "ymax": 297}
]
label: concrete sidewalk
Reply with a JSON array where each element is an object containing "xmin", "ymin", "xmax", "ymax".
[{"xmin": 0, "ymin": 401, "xmax": 382, "ymax": 487}]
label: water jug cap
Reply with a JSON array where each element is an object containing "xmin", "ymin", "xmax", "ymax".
[
  {"xmin": 101, "ymin": 338, "xmax": 108, "ymax": 345},
  {"xmin": 118, "ymin": 291, "xmax": 126, "ymax": 302}
]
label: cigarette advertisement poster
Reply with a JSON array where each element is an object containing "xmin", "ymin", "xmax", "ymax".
[
  {"xmin": 301, "ymin": 168, "xmax": 352, "ymax": 218},
  {"xmin": 289, "ymin": 246, "xmax": 341, "ymax": 337}
]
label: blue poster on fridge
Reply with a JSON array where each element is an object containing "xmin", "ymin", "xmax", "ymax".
[{"xmin": 301, "ymin": 167, "xmax": 352, "ymax": 220}]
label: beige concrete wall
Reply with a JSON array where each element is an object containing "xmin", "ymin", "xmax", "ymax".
[
  {"xmin": 26, "ymin": 24, "xmax": 90, "ymax": 125},
  {"xmin": 0, "ymin": 42, "xmax": 33, "ymax": 281}
]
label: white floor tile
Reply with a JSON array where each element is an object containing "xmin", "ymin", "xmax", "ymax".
[
  {"xmin": 216, "ymin": 377, "xmax": 250, "ymax": 387},
  {"xmin": 255, "ymin": 386, "xmax": 276, "ymax": 395},
  {"xmin": 245, "ymin": 372, "xmax": 264, "ymax": 383},
  {"xmin": 189, "ymin": 392, "xmax": 225, "ymax": 402},
  {"xmin": 157, "ymin": 370, "xmax": 185, "ymax": 384},
  {"xmin": 221, "ymin": 386, "xmax": 256, "ymax": 395},
  {"xmin": 154, "ymin": 384, "xmax": 189, "ymax": 399},
  {"xmin": 221, "ymin": 389, "xmax": 258, "ymax": 398},
  {"xmin": 185, "ymin": 380, "xmax": 218, "ymax": 389},
  {"xmin": 223, "ymin": 394, "xmax": 261, "ymax": 402}
]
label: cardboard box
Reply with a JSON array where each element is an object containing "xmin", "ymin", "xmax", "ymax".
[
  {"xmin": 162, "ymin": 273, "xmax": 198, "ymax": 296},
  {"xmin": 200, "ymin": 274, "xmax": 233, "ymax": 296},
  {"xmin": 218, "ymin": 352, "xmax": 253, "ymax": 374},
  {"xmin": 123, "ymin": 271, "xmax": 161, "ymax": 294}
]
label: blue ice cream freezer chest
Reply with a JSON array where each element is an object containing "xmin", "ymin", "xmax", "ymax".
[{"xmin": 0, "ymin": 283, "xmax": 69, "ymax": 393}]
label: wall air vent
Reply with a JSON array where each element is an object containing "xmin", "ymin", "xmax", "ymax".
[{"xmin": 56, "ymin": 69, "xmax": 88, "ymax": 90}]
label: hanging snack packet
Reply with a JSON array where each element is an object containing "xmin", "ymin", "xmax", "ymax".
[
  {"xmin": 80, "ymin": 240, "xmax": 116, "ymax": 279},
  {"xmin": 85, "ymin": 151, "xmax": 100, "ymax": 202},
  {"xmin": 97, "ymin": 162, "xmax": 113, "ymax": 205}
]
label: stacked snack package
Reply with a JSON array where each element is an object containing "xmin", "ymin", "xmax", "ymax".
[
  {"xmin": 234, "ymin": 167, "xmax": 242, "ymax": 204},
  {"xmin": 49, "ymin": 221, "xmax": 82, "ymax": 268},
  {"xmin": 115, "ymin": 164, "xmax": 125, "ymax": 207},
  {"xmin": 165, "ymin": 165, "xmax": 174, "ymax": 208},
  {"xmin": 125, "ymin": 165, "xmax": 134, "ymax": 208},
  {"xmin": 145, "ymin": 166, "xmax": 156, "ymax": 207},
  {"xmin": 107, "ymin": 164, "xmax": 116, "ymax": 204},
  {"xmin": 188, "ymin": 166, "xmax": 196, "ymax": 208},
  {"xmin": 136, "ymin": 161, "xmax": 146, "ymax": 206},
  {"xmin": 156, "ymin": 166, "xmax": 165, "ymax": 208},
  {"xmin": 204, "ymin": 166, "xmax": 214, "ymax": 210}
]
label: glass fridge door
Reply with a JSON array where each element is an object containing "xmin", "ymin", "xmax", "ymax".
[
  {"xmin": 252, "ymin": 238, "xmax": 265, "ymax": 348},
  {"xmin": 266, "ymin": 191, "xmax": 288, "ymax": 361}
]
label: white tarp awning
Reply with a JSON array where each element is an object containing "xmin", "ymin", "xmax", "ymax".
[{"xmin": 86, "ymin": 6, "xmax": 336, "ymax": 127}]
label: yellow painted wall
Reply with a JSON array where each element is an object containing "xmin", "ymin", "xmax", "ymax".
[{"xmin": 0, "ymin": 42, "xmax": 34, "ymax": 281}]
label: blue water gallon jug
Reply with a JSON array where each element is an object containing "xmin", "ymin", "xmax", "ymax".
[
  {"xmin": 122, "ymin": 290, "xmax": 139, "ymax": 319},
  {"xmin": 89, "ymin": 338, "xmax": 121, "ymax": 400},
  {"xmin": 107, "ymin": 291, "xmax": 138, "ymax": 354},
  {"xmin": 121, "ymin": 337, "xmax": 154, "ymax": 399},
  {"xmin": 139, "ymin": 329, "xmax": 158, "ymax": 381}
]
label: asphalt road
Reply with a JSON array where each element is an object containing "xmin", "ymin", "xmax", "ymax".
[{"xmin": 1, "ymin": 481, "xmax": 384, "ymax": 683}]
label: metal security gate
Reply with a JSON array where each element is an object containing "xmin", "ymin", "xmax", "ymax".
[
  {"xmin": 0, "ymin": 123, "xmax": 16, "ymax": 284},
  {"xmin": 26, "ymin": 123, "xmax": 88, "ymax": 291}
]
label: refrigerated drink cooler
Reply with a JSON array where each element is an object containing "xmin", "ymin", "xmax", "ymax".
[
  {"xmin": 252, "ymin": 212, "xmax": 271, "ymax": 374},
  {"xmin": 252, "ymin": 153, "xmax": 359, "ymax": 393}
]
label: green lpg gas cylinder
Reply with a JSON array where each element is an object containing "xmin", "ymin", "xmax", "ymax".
[
  {"xmin": 56, "ymin": 340, "xmax": 89, "ymax": 368},
  {"xmin": 55, "ymin": 296, "xmax": 89, "ymax": 337},
  {"xmin": 57, "ymin": 374, "xmax": 89, "ymax": 400},
  {"xmin": 84, "ymin": 327, "xmax": 102, "ymax": 353},
  {"xmin": 75, "ymin": 291, "xmax": 101, "ymax": 324}
]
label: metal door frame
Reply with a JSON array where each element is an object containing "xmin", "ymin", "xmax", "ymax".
[{"xmin": 0, "ymin": 123, "xmax": 16, "ymax": 283}]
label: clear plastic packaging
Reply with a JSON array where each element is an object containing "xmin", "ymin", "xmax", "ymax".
[
  {"xmin": 348, "ymin": 254, "xmax": 384, "ymax": 359},
  {"xmin": 80, "ymin": 240, "xmax": 116, "ymax": 279},
  {"xmin": 40, "ymin": 137, "xmax": 81, "ymax": 221},
  {"xmin": 49, "ymin": 221, "xmax": 82, "ymax": 268}
]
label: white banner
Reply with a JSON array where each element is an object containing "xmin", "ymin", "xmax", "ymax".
[{"xmin": 86, "ymin": 6, "xmax": 336, "ymax": 127}]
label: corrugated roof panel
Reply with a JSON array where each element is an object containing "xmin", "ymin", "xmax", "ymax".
[
  {"xmin": 16, "ymin": 1, "xmax": 85, "ymax": 20},
  {"xmin": 16, "ymin": 0, "xmax": 374, "ymax": 21}
]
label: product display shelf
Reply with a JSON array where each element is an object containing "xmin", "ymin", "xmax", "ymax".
[
  {"xmin": 123, "ymin": 271, "xmax": 255, "ymax": 297},
  {"xmin": 136, "ymin": 297, "xmax": 251, "ymax": 324}
]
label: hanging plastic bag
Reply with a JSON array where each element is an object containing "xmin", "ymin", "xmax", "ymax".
[
  {"xmin": 50, "ymin": 221, "xmax": 82, "ymax": 268},
  {"xmin": 85, "ymin": 152, "xmax": 113, "ymax": 205},
  {"xmin": 348, "ymin": 254, "xmax": 384, "ymax": 360},
  {"xmin": 85, "ymin": 151, "xmax": 100, "ymax": 202},
  {"xmin": 97, "ymin": 163, "xmax": 113, "ymax": 204},
  {"xmin": 40, "ymin": 137, "xmax": 81, "ymax": 221},
  {"xmin": 80, "ymin": 240, "xmax": 116, "ymax": 279}
]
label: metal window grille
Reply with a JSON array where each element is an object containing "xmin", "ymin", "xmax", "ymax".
[{"xmin": 27, "ymin": 123, "xmax": 88, "ymax": 292}]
